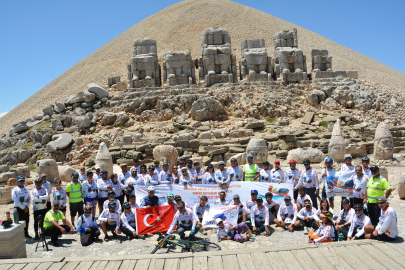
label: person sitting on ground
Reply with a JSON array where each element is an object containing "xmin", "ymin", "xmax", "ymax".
[
  {"xmin": 215, "ymin": 161, "xmax": 229, "ymax": 188},
  {"xmin": 76, "ymin": 204, "xmax": 101, "ymax": 246},
  {"xmin": 315, "ymin": 199, "xmax": 334, "ymax": 228},
  {"xmin": 227, "ymin": 158, "xmax": 242, "ymax": 182},
  {"xmin": 296, "ymin": 186, "xmax": 313, "ymax": 211},
  {"xmin": 99, "ymin": 201, "xmax": 120, "ymax": 241},
  {"xmin": 167, "ymin": 201, "xmax": 199, "ymax": 239},
  {"xmin": 270, "ymin": 160, "xmax": 284, "ymax": 183},
  {"xmin": 215, "ymin": 191, "xmax": 229, "ymax": 205},
  {"xmin": 43, "ymin": 201, "xmax": 74, "ymax": 246},
  {"xmin": 231, "ymin": 194, "xmax": 249, "ymax": 224},
  {"xmin": 203, "ymin": 164, "xmax": 216, "ymax": 184},
  {"xmin": 249, "ymin": 197, "xmax": 270, "ymax": 235},
  {"xmin": 320, "ymin": 158, "xmax": 336, "ymax": 209},
  {"xmin": 128, "ymin": 194, "xmax": 139, "ymax": 210},
  {"xmin": 140, "ymin": 186, "xmax": 162, "ymax": 208},
  {"xmin": 335, "ymin": 198, "xmax": 355, "ymax": 240},
  {"xmin": 180, "ymin": 167, "xmax": 193, "ymax": 186},
  {"xmin": 298, "ymin": 199, "xmax": 319, "ymax": 235},
  {"xmin": 216, "ymin": 218, "xmax": 256, "ymax": 243},
  {"xmin": 274, "ymin": 195, "xmax": 300, "ymax": 232},
  {"xmin": 308, "ymin": 211, "xmax": 335, "ymax": 244},
  {"xmin": 347, "ymin": 204, "xmax": 373, "ymax": 241},
  {"xmin": 259, "ymin": 161, "xmax": 271, "ymax": 182},
  {"xmin": 103, "ymin": 190, "xmax": 122, "ymax": 212},
  {"xmin": 119, "ymin": 202, "xmax": 145, "ymax": 240},
  {"xmin": 366, "ymin": 197, "xmax": 398, "ymax": 241},
  {"xmin": 246, "ymin": 190, "xmax": 258, "ymax": 210},
  {"xmin": 263, "ymin": 192, "xmax": 279, "ymax": 224},
  {"xmin": 174, "ymin": 195, "xmax": 192, "ymax": 210}
]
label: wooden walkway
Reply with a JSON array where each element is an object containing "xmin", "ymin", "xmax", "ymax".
[{"xmin": 1, "ymin": 240, "xmax": 405, "ymax": 270}]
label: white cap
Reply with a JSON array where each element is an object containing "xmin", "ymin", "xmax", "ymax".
[
  {"xmin": 148, "ymin": 186, "xmax": 155, "ymax": 191},
  {"xmin": 215, "ymin": 218, "xmax": 223, "ymax": 225},
  {"xmin": 95, "ymin": 165, "xmax": 101, "ymax": 169},
  {"xmin": 344, "ymin": 154, "xmax": 352, "ymax": 159}
]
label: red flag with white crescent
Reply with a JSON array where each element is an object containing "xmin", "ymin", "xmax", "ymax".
[{"xmin": 135, "ymin": 204, "xmax": 175, "ymax": 235}]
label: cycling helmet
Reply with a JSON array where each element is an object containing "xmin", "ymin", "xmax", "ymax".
[
  {"xmin": 288, "ymin": 159, "xmax": 297, "ymax": 164},
  {"xmin": 354, "ymin": 204, "xmax": 363, "ymax": 210},
  {"xmin": 265, "ymin": 192, "xmax": 273, "ymax": 197},
  {"xmin": 218, "ymin": 161, "xmax": 225, "ymax": 165},
  {"xmin": 342, "ymin": 198, "xmax": 350, "ymax": 205},
  {"xmin": 251, "ymin": 190, "xmax": 258, "ymax": 194},
  {"xmin": 325, "ymin": 158, "xmax": 333, "ymax": 163},
  {"xmin": 140, "ymin": 164, "xmax": 147, "ymax": 168},
  {"xmin": 200, "ymin": 195, "xmax": 208, "ymax": 201},
  {"xmin": 108, "ymin": 201, "xmax": 117, "ymax": 208},
  {"xmin": 207, "ymin": 164, "xmax": 214, "ymax": 168},
  {"xmin": 148, "ymin": 165, "xmax": 155, "ymax": 170},
  {"xmin": 123, "ymin": 202, "xmax": 131, "ymax": 209},
  {"xmin": 71, "ymin": 172, "xmax": 79, "ymax": 178},
  {"xmin": 263, "ymin": 161, "xmax": 270, "ymax": 165},
  {"xmin": 174, "ymin": 195, "xmax": 182, "ymax": 201},
  {"xmin": 133, "ymin": 157, "xmax": 139, "ymax": 162},
  {"xmin": 84, "ymin": 204, "xmax": 93, "ymax": 212},
  {"xmin": 34, "ymin": 178, "xmax": 43, "ymax": 182},
  {"xmin": 108, "ymin": 190, "xmax": 115, "ymax": 196},
  {"xmin": 303, "ymin": 159, "xmax": 310, "ymax": 165},
  {"xmin": 362, "ymin": 157, "xmax": 370, "ymax": 162},
  {"xmin": 230, "ymin": 157, "xmax": 237, "ymax": 162},
  {"xmin": 17, "ymin": 175, "xmax": 26, "ymax": 181},
  {"xmin": 256, "ymin": 197, "xmax": 263, "ymax": 202},
  {"xmin": 148, "ymin": 186, "xmax": 155, "ymax": 192},
  {"xmin": 167, "ymin": 193, "xmax": 174, "ymax": 198}
]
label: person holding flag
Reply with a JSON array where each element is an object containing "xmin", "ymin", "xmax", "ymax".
[
  {"xmin": 320, "ymin": 158, "xmax": 336, "ymax": 209},
  {"xmin": 119, "ymin": 202, "xmax": 145, "ymax": 240}
]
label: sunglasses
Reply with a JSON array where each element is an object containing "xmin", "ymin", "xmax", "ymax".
[
  {"xmin": 200, "ymin": 200, "xmax": 207, "ymax": 203},
  {"xmin": 233, "ymin": 198, "xmax": 239, "ymax": 200},
  {"xmin": 148, "ymin": 190, "xmax": 155, "ymax": 193},
  {"xmin": 220, "ymin": 194, "xmax": 225, "ymax": 197},
  {"xmin": 55, "ymin": 182, "xmax": 61, "ymax": 184},
  {"xmin": 85, "ymin": 211, "xmax": 92, "ymax": 213},
  {"xmin": 370, "ymin": 169, "xmax": 378, "ymax": 172},
  {"xmin": 290, "ymin": 163, "xmax": 296, "ymax": 165},
  {"xmin": 80, "ymin": 169, "xmax": 85, "ymax": 170},
  {"xmin": 355, "ymin": 209, "xmax": 362, "ymax": 212},
  {"xmin": 275, "ymin": 162, "xmax": 280, "ymax": 164},
  {"xmin": 345, "ymin": 158, "xmax": 352, "ymax": 160}
]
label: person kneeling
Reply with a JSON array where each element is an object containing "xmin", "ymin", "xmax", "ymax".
[
  {"xmin": 216, "ymin": 218, "xmax": 256, "ymax": 243},
  {"xmin": 274, "ymin": 195, "xmax": 300, "ymax": 232},
  {"xmin": 347, "ymin": 204, "xmax": 373, "ymax": 241},
  {"xmin": 308, "ymin": 211, "xmax": 335, "ymax": 244},
  {"xmin": 167, "ymin": 201, "xmax": 199, "ymax": 239},
  {"xmin": 120, "ymin": 202, "xmax": 145, "ymax": 240},
  {"xmin": 77, "ymin": 204, "xmax": 101, "ymax": 246},
  {"xmin": 99, "ymin": 201, "xmax": 120, "ymax": 241},
  {"xmin": 43, "ymin": 201, "xmax": 74, "ymax": 246},
  {"xmin": 298, "ymin": 199, "xmax": 319, "ymax": 235}
]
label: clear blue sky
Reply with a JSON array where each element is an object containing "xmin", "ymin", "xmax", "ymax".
[{"xmin": 0, "ymin": 0, "xmax": 404, "ymax": 117}]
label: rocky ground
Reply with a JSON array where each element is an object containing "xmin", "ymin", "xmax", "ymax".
[{"xmin": 1, "ymin": 164, "xmax": 404, "ymax": 258}]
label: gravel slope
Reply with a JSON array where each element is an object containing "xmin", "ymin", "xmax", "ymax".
[{"xmin": 1, "ymin": 0, "xmax": 404, "ymax": 134}]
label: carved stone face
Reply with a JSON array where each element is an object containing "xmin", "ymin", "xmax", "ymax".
[
  {"xmin": 328, "ymin": 144, "xmax": 346, "ymax": 161},
  {"xmin": 153, "ymin": 145, "xmax": 179, "ymax": 173},
  {"xmin": 246, "ymin": 138, "xmax": 268, "ymax": 164},
  {"xmin": 374, "ymin": 138, "xmax": 394, "ymax": 159}
]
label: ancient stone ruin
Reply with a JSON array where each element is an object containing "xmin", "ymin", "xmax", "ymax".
[
  {"xmin": 328, "ymin": 119, "xmax": 347, "ymax": 161},
  {"xmin": 245, "ymin": 138, "xmax": 268, "ymax": 164},
  {"xmin": 162, "ymin": 50, "xmax": 196, "ymax": 86},
  {"xmin": 196, "ymin": 27, "xmax": 237, "ymax": 86},
  {"xmin": 374, "ymin": 122, "xmax": 394, "ymax": 160},
  {"xmin": 239, "ymin": 39, "xmax": 272, "ymax": 82},
  {"xmin": 153, "ymin": 145, "xmax": 179, "ymax": 172},
  {"xmin": 127, "ymin": 37, "xmax": 161, "ymax": 88}
]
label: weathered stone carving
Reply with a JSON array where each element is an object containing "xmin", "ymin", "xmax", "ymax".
[
  {"xmin": 36, "ymin": 159, "xmax": 59, "ymax": 183},
  {"xmin": 127, "ymin": 37, "xmax": 161, "ymax": 88},
  {"xmin": 272, "ymin": 29, "xmax": 308, "ymax": 83},
  {"xmin": 162, "ymin": 50, "xmax": 195, "ymax": 86},
  {"xmin": 328, "ymin": 119, "xmax": 346, "ymax": 161},
  {"xmin": 239, "ymin": 39, "xmax": 272, "ymax": 82},
  {"xmin": 95, "ymin": 142, "xmax": 113, "ymax": 175},
  {"xmin": 153, "ymin": 145, "xmax": 179, "ymax": 172},
  {"xmin": 196, "ymin": 27, "xmax": 237, "ymax": 86},
  {"xmin": 374, "ymin": 122, "xmax": 394, "ymax": 160},
  {"xmin": 245, "ymin": 138, "xmax": 268, "ymax": 164}
]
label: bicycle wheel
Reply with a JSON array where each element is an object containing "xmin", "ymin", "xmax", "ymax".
[
  {"xmin": 150, "ymin": 235, "xmax": 170, "ymax": 254},
  {"xmin": 190, "ymin": 241, "xmax": 221, "ymax": 252}
]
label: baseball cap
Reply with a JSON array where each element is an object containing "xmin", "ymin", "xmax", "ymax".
[
  {"xmin": 101, "ymin": 170, "xmax": 108, "ymax": 174},
  {"xmin": 233, "ymin": 194, "xmax": 240, "ymax": 199},
  {"xmin": 256, "ymin": 197, "xmax": 263, "ymax": 202},
  {"xmin": 163, "ymin": 161, "xmax": 169, "ymax": 166},
  {"xmin": 215, "ymin": 218, "xmax": 223, "ymax": 225},
  {"xmin": 274, "ymin": 160, "xmax": 280, "ymax": 164}
]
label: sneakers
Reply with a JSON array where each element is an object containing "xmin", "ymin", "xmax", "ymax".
[
  {"xmin": 303, "ymin": 227, "xmax": 309, "ymax": 235},
  {"xmin": 249, "ymin": 234, "xmax": 257, "ymax": 242},
  {"xmin": 137, "ymin": 234, "xmax": 146, "ymax": 240},
  {"xmin": 289, "ymin": 226, "xmax": 295, "ymax": 232},
  {"xmin": 284, "ymin": 225, "xmax": 288, "ymax": 229}
]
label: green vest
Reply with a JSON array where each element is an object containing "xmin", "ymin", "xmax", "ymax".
[
  {"xmin": 43, "ymin": 210, "xmax": 64, "ymax": 229},
  {"xmin": 367, "ymin": 175, "xmax": 389, "ymax": 203},
  {"xmin": 244, "ymin": 163, "xmax": 258, "ymax": 181},
  {"xmin": 67, "ymin": 182, "xmax": 82, "ymax": 203}
]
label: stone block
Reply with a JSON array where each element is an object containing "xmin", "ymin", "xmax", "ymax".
[
  {"xmin": 45, "ymin": 133, "xmax": 74, "ymax": 153},
  {"xmin": 137, "ymin": 144, "xmax": 151, "ymax": 152},
  {"xmin": 189, "ymin": 140, "xmax": 200, "ymax": 149},
  {"xmin": 245, "ymin": 121, "xmax": 265, "ymax": 129},
  {"xmin": 87, "ymin": 83, "xmax": 108, "ymax": 99},
  {"xmin": 36, "ymin": 159, "xmax": 59, "ymax": 183},
  {"xmin": 302, "ymin": 112, "xmax": 314, "ymax": 125},
  {"xmin": 346, "ymin": 71, "xmax": 358, "ymax": 79},
  {"xmin": 333, "ymin": 71, "xmax": 347, "ymax": 78}
]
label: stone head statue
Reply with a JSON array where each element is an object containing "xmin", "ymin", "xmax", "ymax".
[
  {"xmin": 273, "ymin": 28, "xmax": 298, "ymax": 49},
  {"xmin": 328, "ymin": 119, "xmax": 346, "ymax": 161},
  {"xmin": 132, "ymin": 37, "xmax": 157, "ymax": 57},
  {"xmin": 153, "ymin": 145, "xmax": 179, "ymax": 172},
  {"xmin": 94, "ymin": 142, "xmax": 113, "ymax": 176},
  {"xmin": 245, "ymin": 138, "xmax": 268, "ymax": 164},
  {"xmin": 374, "ymin": 122, "xmax": 394, "ymax": 160}
]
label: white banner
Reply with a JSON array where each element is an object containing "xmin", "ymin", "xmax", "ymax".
[
  {"xmin": 135, "ymin": 182, "xmax": 293, "ymax": 207},
  {"xmin": 201, "ymin": 205, "xmax": 238, "ymax": 228},
  {"xmin": 325, "ymin": 171, "xmax": 355, "ymax": 198}
]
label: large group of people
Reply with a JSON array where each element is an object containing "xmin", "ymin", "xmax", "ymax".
[{"xmin": 11, "ymin": 154, "xmax": 398, "ymax": 247}]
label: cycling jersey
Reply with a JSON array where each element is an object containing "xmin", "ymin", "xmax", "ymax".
[
  {"xmin": 320, "ymin": 168, "xmax": 337, "ymax": 189},
  {"xmin": 99, "ymin": 208, "xmax": 121, "ymax": 228},
  {"xmin": 193, "ymin": 203, "xmax": 210, "ymax": 219},
  {"xmin": 130, "ymin": 202, "xmax": 140, "ymax": 210},
  {"xmin": 194, "ymin": 168, "xmax": 205, "ymax": 184},
  {"xmin": 295, "ymin": 168, "xmax": 319, "ymax": 189},
  {"xmin": 203, "ymin": 172, "xmax": 216, "ymax": 184},
  {"xmin": 42, "ymin": 181, "xmax": 52, "ymax": 202},
  {"xmin": 77, "ymin": 214, "xmax": 98, "ymax": 233},
  {"xmin": 157, "ymin": 170, "xmax": 172, "ymax": 184},
  {"xmin": 217, "ymin": 221, "xmax": 235, "ymax": 241},
  {"xmin": 264, "ymin": 200, "xmax": 280, "ymax": 210},
  {"xmin": 337, "ymin": 208, "xmax": 355, "ymax": 223},
  {"xmin": 227, "ymin": 166, "xmax": 242, "ymax": 181},
  {"xmin": 171, "ymin": 172, "xmax": 181, "ymax": 184},
  {"xmin": 121, "ymin": 209, "xmax": 137, "ymax": 232},
  {"xmin": 297, "ymin": 207, "xmax": 319, "ymax": 221},
  {"xmin": 363, "ymin": 167, "xmax": 372, "ymax": 179},
  {"xmin": 215, "ymin": 199, "xmax": 229, "ymax": 206},
  {"xmin": 353, "ymin": 175, "xmax": 368, "ymax": 199},
  {"xmin": 110, "ymin": 181, "xmax": 123, "ymax": 197},
  {"xmin": 97, "ymin": 178, "xmax": 113, "ymax": 198},
  {"xmin": 155, "ymin": 167, "xmax": 163, "ymax": 175},
  {"xmin": 143, "ymin": 174, "xmax": 159, "ymax": 185},
  {"xmin": 312, "ymin": 224, "xmax": 335, "ymax": 243},
  {"xmin": 250, "ymin": 205, "xmax": 269, "ymax": 226},
  {"xmin": 52, "ymin": 188, "xmax": 67, "ymax": 208},
  {"xmin": 82, "ymin": 180, "xmax": 98, "ymax": 201},
  {"xmin": 187, "ymin": 168, "xmax": 197, "ymax": 183},
  {"xmin": 270, "ymin": 168, "xmax": 285, "ymax": 183},
  {"xmin": 341, "ymin": 164, "xmax": 355, "ymax": 172},
  {"xmin": 259, "ymin": 169, "xmax": 271, "ymax": 182},
  {"xmin": 93, "ymin": 173, "xmax": 102, "ymax": 181},
  {"xmin": 118, "ymin": 171, "xmax": 131, "ymax": 184},
  {"xmin": 180, "ymin": 175, "xmax": 193, "ymax": 185},
  {"xmin": 277, "ymin": 203, "xmax": 298, "ymax": 224},
  {"xmin": 12, "ymin": 186, "xmax": 31, "ymax": 209},
  {"xmin": 231, "ymin": 202, "xmax": 249, "ymax": 218},
  {"xmin": 347, "ymin": 213, "xmax": 371, "ymax": 238},
  {"xmin": 103, "ymin": 199, "xmax": 122, "ymax": 211},
  {"xmin": 296, "ymin": 194, "xmax": 313, "ymax": 206},
  {"xmin": 246, "ymin": 198, "xmax": 257, "ymax": 210},
  {"xmin": 167, "ymin": 209, "xmax": 196, "ymax": 234},
  {"xmin": 215, "ymin": 169, "xmax": 229, "ymax": 185},
  {"xmin": 31, "ymin": 187, "xmax": 49, "ymax": 211},
  {"xmin": 78, "ymin": 173, "xmax": 88, "ymax": 183},
  {"xmin": 284, "ymin": 168, "xmax": 301, "ymax": 185},
  {"xmin": 125, "ymin": 177, "xmax": 143, "ymax": 196},
  {"xmin": 376, "ymin": 206, "xmax": 398, "ymax": 238}
]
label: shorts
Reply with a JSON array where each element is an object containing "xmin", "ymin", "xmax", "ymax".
[
  {"xmin": 105, "ymin": 223, "xmax": 117, "ymax": 232},
  {"xmin": 98, "ymin": 197, "xmax": 107, "ymax": 207},
  {"xmin": 70, "ymin": 201, "xmax": 84, "ymax": 217},
  {"xmin": 370, "ymin": 233, "xmax": 396, "ymax": 242}
]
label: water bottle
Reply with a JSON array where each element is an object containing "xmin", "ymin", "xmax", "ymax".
[
  {"xmin": 13, "ymin": 209, "xmax": 19, "ymax": 224},
  {"xmin": 338, "ymin": 233, "xmax": 343, "ymax": 241}
]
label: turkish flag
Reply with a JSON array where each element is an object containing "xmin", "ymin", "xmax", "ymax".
[{"xmin": 135, "ymin": 204, "xmax": 176, "ymax": 235}]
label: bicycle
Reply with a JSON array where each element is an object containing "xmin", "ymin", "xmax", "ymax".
[{"xmin": 150, "ymin": 228, "xmax": 221, "ymax": 254}]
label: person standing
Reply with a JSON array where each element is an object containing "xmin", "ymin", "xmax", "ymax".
[
  {"xmin": 270, "ymin": 160, "xmax": 284, "ymax": 183},
  {"xmin": 110, "ymin": 173, "xmax": 124, "ymax": 207},
  {"xmin": 97, "ymin": 170, "xmax": 113, "ymax": 215},
  {"xmin": 158, "ymin": 162, "xmax": 172, "ymax": 184},
  {"xmin": 365, "ymin": 165, "xmax": 392, "ymax": 226},
  {"xmin": 294, "ymin": 159, "xmax": 319, "ymax": 209},
  {"xmin": 353, "ymin": 165, "xmax": 368, "ymax": 209},
  {"xmin": 52, "ymin": 179, "xmax": 67, "ymax": 217},
  {"xmin": 340, "ymin": 154, "xmax": 356, "ymax": 207},
  {"xmin": 227, "ymin": 158, "xmax": 242, "ymax": 182},
  {"xmin": 177, "ymin": 157, "xmax": 186, "ymax": 171},
  {"xmin": 284, "ymin": 159, "xmax": 301, "ymax": 202},
  {"xmin": 82, "ymin": 171, "xmax": 98, "ymax": 216},
  {"xmin": 66, "ymin": 172, "xmax": 84, "ymax": 228},
  {"xmin": 143, "ymin": 165, "xmax": 159, "ymax": 185},
  {"xmin": 78, "ymin": 166, "xmax": 87, "ymax": 183},
  {"xmin": 40, "ymin": 173, "xmax": 52, "ymax": 211},
  {"xmin": 193, "ymin": 161, "xmax": 205, "ymax": 184},
  {"xmin": 154, "ymin": 160, "xmax": 163, "ymax": 175},
  {"xmin": 180, "ymin": 167, "xmax": 193, "ymax": 187},
  {"xmin": 366, "ymin": 197, "xmax": 398, "ymax": 241},
  {"xmin": 43, "ymin": 201, "xmax": 74, "ymax": 246},
  {"xmin": 124, "ymin": 167, "xmax": 143, "ymax": 201},
  {"xmin": 320, "ymin": 158, "xmax": 336, "ymax": 209},
  {"xmin": 215, "ymin": 161, "xmax": 229, "ymax": 188},
  {"xmin": 203, "ymin": 164, "xmax": 216, "ymax": 184},
  {"xmin": 361, "ymin": 157, "xmax": 372, "ymax": 179},
  {"xmin": 186, "ymin": 159, "xmax": 197, "ymax": 184},
  {"xmin": 93, "ymin": 165, "xmax": 102, "ymax": 181},
  {"xmin": 131, "ymin": 157, "xmax": 141, "ymax": 175},
  {"xmin": 117, "ymin": 163, "xmax": 131, "ymax": 187},
  {"xmin": 31, "ymin": 178, "xmax": 49, "ymax": 239},
  {"xmin": 76, "ymin": 204, "xmax": 101, "ymax": 246},
  {"xmin": 243, "ymin": 156, "xmax": 260, "ymax": 182},
  {"xmin": 171, "ymin": 166, "xmax": 181, "ymax": 184},
  {"xmin": 12, "ymin": 176, "xmax": 31, "ymax": 238},
  {"xmin": 259, "ymin": 161, "xmax": 271, "ymax": 182}
]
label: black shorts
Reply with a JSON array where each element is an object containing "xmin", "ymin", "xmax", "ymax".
[
  {"xmin": 106, "ymin": 223, "xmax": 117, "ymax": 232},
  {"xmin": 370, "ymin": 233, "xmax": 396, "ymax": 242},
  {"xmin": 70, "ymin": 201, "xmax": 84, "ymax": 217},
  {"xmin": 98, "ymin": 197, "xmax": 107, "ymax": 207}
]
